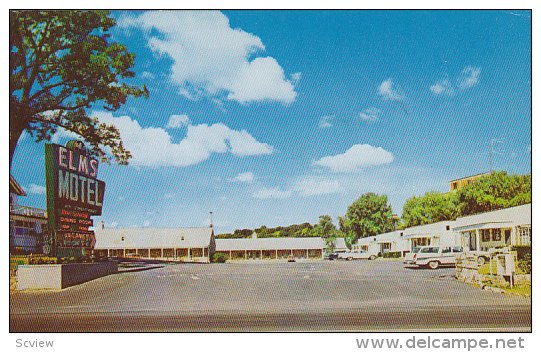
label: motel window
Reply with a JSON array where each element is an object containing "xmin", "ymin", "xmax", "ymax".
[
  {"xmin": 382, "ymin": 243, "xmax": 391, "ymax": 250},
  {"xmin": 453, "ymin": 246, "xmax": 463, "ymax": 253},
  {"xmin": 519, "ymin": 226, "xmax": 531, "ymax": 246},
  {"xmin": 442, "ymin": 247, "xmax": 452, "ymax": 253},
  {"xmin": 492, "ymin": 229, "xmax": 501, "ymax": 242},
  {"xmin": 481, "ymin": 229, "xmax": 491, "ymax": 242}
]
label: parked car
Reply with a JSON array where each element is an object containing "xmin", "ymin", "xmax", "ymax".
[
  {"xmin": 404, "ymin": 245, "xmax": 463, "ymax": 269},
  {"xmin": 326, "ymin": 250, "xmax": 347, "ymax": 260},
  {"xmin": 287, "ymin": 255, "xmax": 296, "ymax": 262},
  {"xmin": 337, "ymin": 250, "xmax": 378, "ymax": 261}
]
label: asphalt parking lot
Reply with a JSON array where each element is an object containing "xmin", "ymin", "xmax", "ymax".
[{"xmin": 10, "ymin": 259, "xmax": 531, "ymax": 332}]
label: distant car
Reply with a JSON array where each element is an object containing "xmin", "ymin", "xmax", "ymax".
[
  {"xmin": 405, "ymin": 245, "xmax": 463, "ymax": 269},
  {"xmin": 287, "ymin": 255, "xmax": 296, "ymax": 262},
  {"xmin": 326, "ymin": 250, "xmax": 346, "ymax": 260},
  {"xmin": 337, "ymin": 250, "xmax": 377, "ymax": 261}
]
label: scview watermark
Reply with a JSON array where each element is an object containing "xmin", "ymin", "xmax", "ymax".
[{"xmin": 356, "ymin": 336, "xmax": 525, "ymax": 351}]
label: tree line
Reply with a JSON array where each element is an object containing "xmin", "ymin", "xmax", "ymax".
[{"xmin": 217, "ymin": 171, "xmax": 531, "ymax": 248}]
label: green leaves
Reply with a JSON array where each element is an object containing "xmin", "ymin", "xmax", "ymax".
[
  {"xmin": 401, "ymin": 172, "xmax": 531, "ymax": 227},
  {"xmin": 339, "ymin": 193, "xmax": 394, "ymax": 242},
  {"xmin": 10, "ymin": 10, "xmax": 148, "ymax": 166},
  {"xmin": 457, "ymin": 171, "xmax": 531, "ymax": 216}
]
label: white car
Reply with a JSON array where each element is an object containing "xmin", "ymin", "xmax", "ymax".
[
  {"xmin": 404, "ymin": 245, "xmax": 463, "ymax": 269},
  {"xmin": 337, "ymin": 250, "xmax": 378, "ymax": 261}
]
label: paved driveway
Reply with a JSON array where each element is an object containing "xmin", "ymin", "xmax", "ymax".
[{"xmin": 10, "ymin": 260, "xmax": 531, "ymax": 332}]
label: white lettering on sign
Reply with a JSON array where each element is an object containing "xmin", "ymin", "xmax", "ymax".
[{"xmin": 57, "ymin": 169, "xmax": 102, "ymax": 207}]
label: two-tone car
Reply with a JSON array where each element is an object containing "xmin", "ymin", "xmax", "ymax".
[
  {"xmin": 337, "ymin": 250, "xmax": 378, "ymax": 261},
  {"xmin": 404, "ymin": 245, "xmax": 464, "ymax": 269}
]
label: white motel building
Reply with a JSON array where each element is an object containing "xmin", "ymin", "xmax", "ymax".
[
  {"xmin": 92, "ymin": 203, "xmax": 530, "ymax": 261},
  {"xmin": 355, "ymin": 203, "xmax": 530, "ymax": 257},
  {"xmin": 94, "ymin": 226, "xmax": 216, "ymax": 262},
  {"xmin": 214, "ymin": 236, "xmax": 326, "ymax": 260}
]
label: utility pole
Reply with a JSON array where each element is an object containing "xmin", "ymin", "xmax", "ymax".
[{"xmin": 209, "ymin": 211, "xmax": 213, "ymax": 228}]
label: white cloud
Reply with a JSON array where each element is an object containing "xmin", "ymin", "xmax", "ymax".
[
  {"xmin": 231, "ymin": 172, "xmax": 255, "ymax": 183},
  {"xmin": 294, "ymin": 177, "xmax": 344, "ymax": 197},
  {"xmin": 359, "ymin": 108, "xmax": 381, "ymax": 122},
  {"xmin": 318, "ymin": 115, "xmax": 333, "ymax": 129},
  {"xmin": 119, "ymin": 11, "xmax": 297, "ymax": 104},
  {"xmin": 143, "ymin": 220, "xmax": 151, "ymax": 227},
  {"xmin": 166, "ymin": 114, "xmax": 190, "ymax": 129},
  {"xmin": 25, "ymin": 184, "xmax": 46, "ymax": 195},
  {"xmin": 94, "ymin": 111, "xmax": 273, "ymax": 167},
  {"xmin": 313, "ymin": 144, "xmax": 394, "ymax": 173},
  {"xmin": 109, "ymin": 221, "xmax": 119, "ymax": 228},
  {"xmin": 458, "ymin": 66, "xmax": 481, "ymax": 89},
  {"xmin": 164, "ymin": 193, "xmax": 176, "ymax": 199},
  {"xmin": 252, "ymin": 187, "xmax": 292, "ymax": 199},
  {"xmin": 378, "ymin": 79, "xmax": 404, "ymax": 101},
  {"xmin": 141, "ymin": 71, "xmax": 155, "ymax": 79},
  {"xmin": 429, "ymin": 79, "xmax": 455, "ymax": 95}
]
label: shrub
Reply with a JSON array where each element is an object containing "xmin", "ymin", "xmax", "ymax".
[
  {"xmin": 512, "ymin": 245, "xmax": 531, "ymax": 261},
  {"xmin": 211, "ymin": 252, "xmax": 227, "ymax": 263},
  {"xmin": 518, "ymin": 253, "xmax": 531, "ymax": 274}
]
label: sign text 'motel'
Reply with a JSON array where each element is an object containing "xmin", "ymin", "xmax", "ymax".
[{"xmin": 45, "ymin": 142, "xmax": 106, "ymax": 256}]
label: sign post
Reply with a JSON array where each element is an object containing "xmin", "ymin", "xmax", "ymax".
[{"xmin": 45, "ymin": 141, "xmax": 106, "ymax": 258}]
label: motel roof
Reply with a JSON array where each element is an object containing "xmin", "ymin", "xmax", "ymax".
[
  {"xmin": 94, "ymin": 227, "xmax": 214, "ymax": 249},
  {"xmin": 10, "ymin": 175, "xmax": 26, "ymax": 196},
  {"xmin": 215, "ymin": 237, "xmax": 325, "ymax": 251},
  {"xmin": 452, "ymin": 204, "xmax": 531, "ymax": 232},
  {"xmin": 402, "ymin": 221, "xmax": 456, "ymax": 238},
  {"xmin": 333, "ymin": 237, "xmax": 347, "ymax": 250}
]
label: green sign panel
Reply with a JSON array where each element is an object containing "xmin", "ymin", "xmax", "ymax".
[{"xmin": 45, "ymin": 142, "xmax": 106, "ymax": 257}]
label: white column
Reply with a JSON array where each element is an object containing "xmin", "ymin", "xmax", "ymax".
[
  {"xmin": 475, "ymin": 229, "xmax": 481, "ymax": 251},
  {"xmin": 188, "ymin": 248, "xmax": 191, "ymax": 260},
  {"xmin": 260, "ymin": 250, "xmax": 263, "ymax": 259},
  {"xmin": 229, "ymin": 250, "xmax": 232, "ymax": 260},
  {"xmin": 244, "ymin": 250, "xmax": 247, "ymax": 260},
  {"xmin": 509, "ymin": 227, "xmax": 516, "ymax": 245},
  {"xmin": 275, "ymin": 249, "xmax": 278, "ymax": 259}
]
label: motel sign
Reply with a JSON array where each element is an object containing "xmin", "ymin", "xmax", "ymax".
[{"xmin": 45, "ymin": 141, "xmax": 106, "ymax": 258}]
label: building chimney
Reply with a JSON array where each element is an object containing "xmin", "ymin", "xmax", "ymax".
[
  {"xmin": 100, "ymin": 220, "xmax": 105, "ymax": 230},
  {"xmin": 209, "ymin": 212, "xmax": 213, "ymax": 228}
]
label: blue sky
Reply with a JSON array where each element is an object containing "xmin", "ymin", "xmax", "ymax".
[{"xmin": 11, "ymin": 10, "xmax": 531, "ymax": 233}]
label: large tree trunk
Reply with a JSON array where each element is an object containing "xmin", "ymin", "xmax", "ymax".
[{"xmin": 9, "ymin": 122, "xmax": 25, "ymax": 171}]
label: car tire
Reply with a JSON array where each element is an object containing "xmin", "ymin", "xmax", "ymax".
[
  {"xmin": 369, "ymin": 255, "xmax": 376, "ymax": 260},
  {"xmin": 428, "ymin": 261, "xmax": 440, "ymax": 269},
  {"xmin": 347, "ymin": 257, "xmax": 353, "ymax": 261},
  {"xmin": 477, "ymin": 256, "xmax": 486, "ymax": 265}
]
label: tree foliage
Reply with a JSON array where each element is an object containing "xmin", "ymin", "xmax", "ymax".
[
  {"xmin": 401, "ymin": 171, "xmax": 531, "ymax": 227},
  {"xmin": 10, "ymin": 10, "xmax": 148, "ymax": 167},
  {"xmin": 457, "ymin": 171, "xmax": 531, "ymax": 216},
  {"xmin": 401, "ymin": 191, "xmax": 460, "ymax": 228},
  {"xmin": 338, "ymin": 193, "xmax": 394, "ymax": 243}
]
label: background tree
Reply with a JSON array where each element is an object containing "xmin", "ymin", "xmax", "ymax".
[
  {"xmin": 10, "ymin": 10, "xmax": 148, "ymax": 169},
  {"xmin": 401, "ymin": 191, "xmax": 460, "ymax": 228},
  {"xmin": 312, "ymin": 215, "xmax": 338, "ymax": 253},
  {"xmin": 457, "ymin": 171, "xmax": 531, "ymax": 216},
  {"xmin": 338, "ymin": 193, "xmax": 394, "ymax": 243}
]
